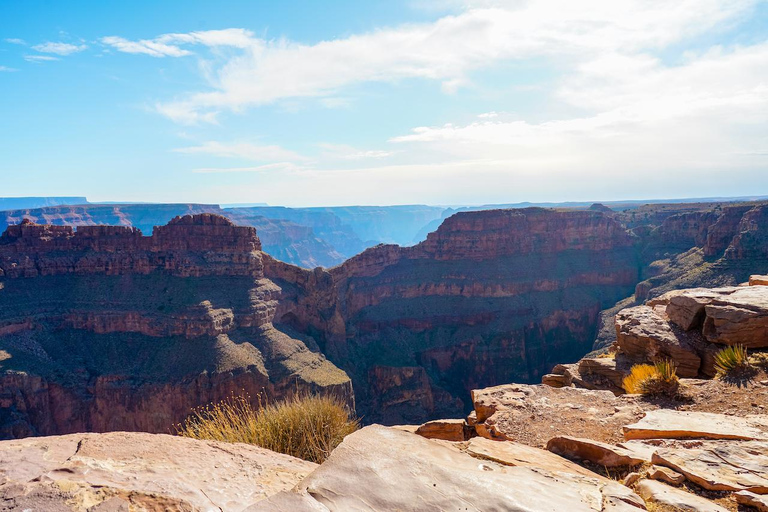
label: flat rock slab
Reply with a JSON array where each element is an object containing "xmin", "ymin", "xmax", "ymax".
[
  {"xmin": 546, "ymin": 436, "xmax": 648, "ymax": 467},
  {"xmin": 636, "ymin": 480, "xmax": 728, "ymax": 512},
  {"xmin": 652, "ymin": 440, "xmax": 768, "ymax": 493},
  {"xmin": 623, "ymin": 409, "xmax": 768, "ymax": 441},
  {"xmin": 735, "ymin": 490, "xmax": 768, "ymax": 511},
  {"xmin": 466, "ymin": 436, "xmax": 604, "ymax": 479},
  {"xmin": 0, "ymin": 431, "xmax": 315, "ymax": 512},
  {"xmin": 471, "ymin": 383, "xmax": 645, "ymax": 445},
  {"xmin": 253, "ymin": 425, "xmax": 647, "ymax": 512},
  {"xmin": 751, "ymin": 275, "xmax": 768, "ymax": 287}
]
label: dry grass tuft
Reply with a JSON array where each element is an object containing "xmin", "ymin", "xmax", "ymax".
[
  {"xmin": 176, "ymin": 393, "xmax": 359, "ymax": 463},
  {"xmin": 623, "ymin": 360, "xmax": 679, "ymax": 396}
]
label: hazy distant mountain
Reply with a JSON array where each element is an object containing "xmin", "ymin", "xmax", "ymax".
[{"xmin": 0, "ymin": 197, "xmax": 89, "ymax": 210}]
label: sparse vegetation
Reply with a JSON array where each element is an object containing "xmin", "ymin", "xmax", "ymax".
[
  {"xmin": 176, "ymin": 393, "xmax": 359, "ymax": 463},
  {"xmin": 622, "ymin": 360, "xmax": 679, "ymax": 396},
  {"xmin": 714, "ymin": 344, "xmax": 751, "ymax": 377}
]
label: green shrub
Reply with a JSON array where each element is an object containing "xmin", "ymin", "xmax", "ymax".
[
  {"xmin": 177, "ymin": 394, "xmax": 359, "ymax": 463},
  {"xmin": 714, "ymin": 345, "xmax": 751, "ymax": 378},
  {"xmin": 622, "ymin": 360, "xmax": 679, "ymax": 396}
]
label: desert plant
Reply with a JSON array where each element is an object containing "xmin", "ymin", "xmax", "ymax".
[
  {"xmin": 176, "ymin": 393, "xmax": 359, "ymax": 463},
  {"xmin": 622, "ymin": 360, "xmax": 679, "ymax": 396},
  {"xmin": 714, "ymin": 345, "xmax": 752, "ymax": 378}
]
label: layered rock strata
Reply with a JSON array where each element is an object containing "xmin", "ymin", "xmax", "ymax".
[{"xmin": 0, "ymin": 214, "xmax": 351, "ymax": 438}]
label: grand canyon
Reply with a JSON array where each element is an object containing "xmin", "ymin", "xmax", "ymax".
[{"xmin": 4, "ymin": 1, "xmax": 768, "ymax": 509}]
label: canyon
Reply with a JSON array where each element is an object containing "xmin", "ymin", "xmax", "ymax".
[{"xmin": 1, "ymin": 201, "xmax": 768, "ymax": 435}]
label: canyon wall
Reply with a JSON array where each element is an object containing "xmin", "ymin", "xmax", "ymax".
[
  {"xmin": 267, "ymin": 208, "xmax": 641, "ymax": 423},
  {"xmin": 0, "ymin": 214, "xmax": 351, "ymax": 439}
]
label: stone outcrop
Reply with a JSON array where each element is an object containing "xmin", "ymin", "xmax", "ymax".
[
  {"xmin": 636, "ymin": 480, "xmax": 729, "ymax": 512},
  {"xmin": 255, "ymin": 425, "xmax": 646, "ymax": 511},
  {"xmin": 316, "ymin": 208, "xmax": 639, "ymax": 422},
  {"xmin": 0, "ymin": 431, "xmax": 315, "ymax": 511},
  {"xmin": 546, "ymin": 436, "xmax": 648, "ymax": 467},
  {"xmin": 0, "ymin": 215, "xmax": 352, "ymax": 438}
]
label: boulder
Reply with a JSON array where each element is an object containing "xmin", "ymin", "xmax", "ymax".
[
  {"xmin": 647, "ymin": 465, "xmax": 685, "ymax": 485},
  {"xmin": 542, "ymin": 373, "xmax": 569, "ymax": 388},
  {"xmin": 702, "ymin": 286, "xmax": 768, "ymax": 347},
  {"xmin": 0, "ymin": 431, "xmax": 316, "ymax": 512},
  {"xmin": 750, "ymin": 275, "xmax": 768, "ymax": 286},
  {"xmin": 623, "ymin": 409, "xmax": 768, "ymax": 441},
  {"xmin": 577, "ymin": 357, "xmax": 629, "ymax": 393},
  {"xmin": 636, "ymin": 480, "xmax": 728, "ymax": 512},
  {"xmin": 652, "ymin": 440, "xmax": 768, "ymax": 493},
  {"xmin": 615, "ymin": 305, "xmax": 701, "ymax": 377},
  {"xmin": 735, "ymin": 490, "xmax": 768, "ymax": 511},
  {"xmin": 414, "ymin": 418, "xmax": 470, "ymax": 441},
  {"xmin": 661, "ymin": 288, "xmax": 737, "ymax": 331},
  {"xmin": 254, "ymin": 425, "xmax": 646, "ymax": 511},
  {"xmin": 546, "ymin": 436, "xmax": 648, "ymax": 467}
]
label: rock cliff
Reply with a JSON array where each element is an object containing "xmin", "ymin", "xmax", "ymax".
[{"xmin": 0, "ymin": 214, "xmax": 351, "ymax": 438}]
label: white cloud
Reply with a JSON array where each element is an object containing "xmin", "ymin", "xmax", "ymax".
[
  {"xmin": 32, "ymin": 42, "xmax": 87, "ymax": 55},
  {"xmin": 193, "ymin": 162, "xmax": 304, "ymax": 173},
  {"xmin": 317, "ymin": 143, "xmax": 394, "ymax": 160},
  {"xmin": 100, "ymin": 36, "xmax": 192, "ymax": 57},
  {"xmin": 101, "ymin": 29, "xmax": 255, "ymax": 58},
  {"xmin": 388, "ymin": 43, "xmax": 768, "ymax": 187},
  {"xmin": 4, "ymin": 38, "xmax": 26, "ymax": 45},
  {"xmin": 0, "ymin": 66, "xmax": 17, "ymax": 72},
  {"xmin": 174, "ymin": 140, "xmax": 307, "ymax": 162},
  {"xmin": 24, "ymin": 55, "xmax": 60, "ymax": 63},
  {"xmin": 144, "ymin": 0, "xmax": 757, "ymax": 121},
  {"xmin": 477, "ymin": 111, "xmax": 498, "ymax": 119}
]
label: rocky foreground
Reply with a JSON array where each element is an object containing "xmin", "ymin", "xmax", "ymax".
[{"xmin": 3, "ymin": 280, "xmax": 768, "ymax": 510}]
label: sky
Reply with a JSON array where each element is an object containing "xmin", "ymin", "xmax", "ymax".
[{"xmin": 0, "ymin": 0, "xmax": 767, "ymax": 206}]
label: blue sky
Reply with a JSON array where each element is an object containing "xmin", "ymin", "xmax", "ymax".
[{"xmin": 1, "ymin": 0, "xmax": 767, "ymax": 206}]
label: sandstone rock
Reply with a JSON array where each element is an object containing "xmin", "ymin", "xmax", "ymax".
[
  {"xmin": 466, "ymin": 437, "xmax": 604, "ymax": 478},
  {"xmin": 578, "ymin": 356, "xmax": 630, "ymax": 393},
  {"xmin": 751, "ymin": 275, "xmax": 768, "ymax": 286},
  {"xmin": 471, "ymin": 383, "xmax": 645, "ymax": 446},
  {"xmin": 414, "ymin": 418, "xmax": 470, "ymax": 441},
  {"xmin": 735, "ymin": 490, "xmax": 768, "ymax": 511},
  {"xmin": 702, "ymin": 286, "xmax": 768, "ymax": 347},
  {"xmin": 652, "ymin": 440, "xmax": 768, "ymax": 493},
  {"xmin": 615, "ymin": 305, "xmax": 701, "ymax": 377},
  {"xmin": 624, "ymin": 410, "xmax": 768, "ymax": 441},
  {"xmin": 542, "ymin": 373, "xmax": 569, "ymax": 387},
  {"xmin": 546, "ymin": 436, "xmax": 647, "ymax": 467},
  {"xmin": 660, "ymin": 288, "xmax": 738, "ymax": 330},
  {"xmin": 0, "ymin": 431, "xmax": 315, "ymax": 511},
  {"xmin": 624, "ymin": 472, "xmax": 641, "ymax": 487},
  {"xmin": 254, "ymin": 425, "xmax": 646, "ymax": 511},
  {"xmin": 636, "ymin": 480, "xmax": 728, "ymax": 512},
  {"xmin": 648, "ymin": 465, "xmax": 686, "ymax": 485}
]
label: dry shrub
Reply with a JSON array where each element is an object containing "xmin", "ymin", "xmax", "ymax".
[
  {"xmin": 176, "ymin": 393, "xmax": 359, "ymax": 463},
  {"xmin": 623, "ymin": 360, "xmax": 679, "ymax": 396}
]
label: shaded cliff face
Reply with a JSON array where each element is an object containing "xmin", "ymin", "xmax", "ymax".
[
  {"xmin": 268, "ymin": 209, "xmax": 640, "ymax": 423},
  {"xmin": 0, "ymin": 214, "xmax": 351, "ymax": 439}
]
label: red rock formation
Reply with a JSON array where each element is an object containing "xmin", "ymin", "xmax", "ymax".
[{"xmin": 0, "ymin": 215, "xmax": 352, "ymax": 439}]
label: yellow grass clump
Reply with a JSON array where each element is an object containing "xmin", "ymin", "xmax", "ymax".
[
  {"xmin": 176, "ymin": 393, "xmax": 359, "ymax": 463},
  {"xmin": 622, "ymin": 360, "xmax": 679, "ymax": 396}
]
